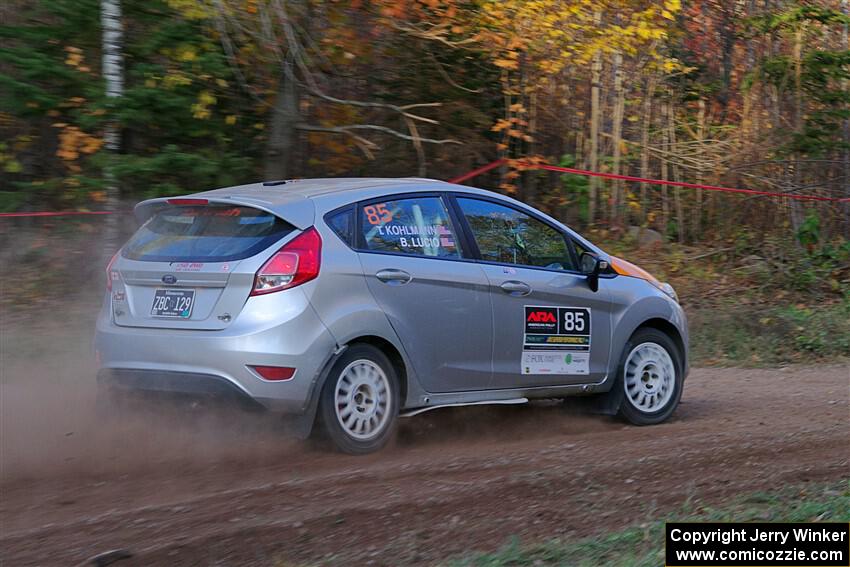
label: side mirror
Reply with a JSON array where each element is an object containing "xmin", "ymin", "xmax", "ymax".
[{"xmin": 580, "ymin": 252, "xmax": 608, "ymax": 293}]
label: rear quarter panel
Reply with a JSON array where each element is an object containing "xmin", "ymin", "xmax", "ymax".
[{"xmin": 305, "ymin": 221, "xmax": 427, "ymax": 409}]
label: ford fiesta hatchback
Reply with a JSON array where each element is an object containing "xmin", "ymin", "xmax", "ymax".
[{"xmin": 96, "ymin": 178, "xmax": 688, "ymax": 453}]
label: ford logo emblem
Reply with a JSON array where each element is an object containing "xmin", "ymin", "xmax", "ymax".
[{"xmin": 162, "ymin": 274, "xmax": 177, "ymax": 285}]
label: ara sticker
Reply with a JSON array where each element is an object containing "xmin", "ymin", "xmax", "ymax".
[{"xmin": 522, "ymin": 305, "xmax": 591, "ymax": 375}]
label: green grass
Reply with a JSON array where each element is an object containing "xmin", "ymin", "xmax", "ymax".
[
  {"xmin": 447, "ymin": 481, "xmax": 850, "ymax": 567},
  {"xmin": 688, "ymin": 296, "xmax": 850, "ymax": 365}
]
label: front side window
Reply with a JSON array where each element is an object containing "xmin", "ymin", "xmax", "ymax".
[
  {"xmin": 456, "ymin": 197, "xmax": 574, "ymax": 271},
  {"xmin": 358, "ymin": 196, "xmax": 461, "ymax": 258}
]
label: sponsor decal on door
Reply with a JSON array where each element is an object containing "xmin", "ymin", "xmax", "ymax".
[{"xmin": 522, "ymin": 305, "xmax": 591, "ymax": 375}]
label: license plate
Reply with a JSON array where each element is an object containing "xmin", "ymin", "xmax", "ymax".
[{"xmin": 151, "ymin": 289, "xmax": 195, "ymax": 318}]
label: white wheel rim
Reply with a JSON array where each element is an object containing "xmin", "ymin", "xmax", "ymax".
[
  {"xmin": 334, "ymin": 359, "xmax": 391, "ymax": 441},
  {"xmin": 624, "ymin": 342, "xmax": 675, "ymax": 413}
]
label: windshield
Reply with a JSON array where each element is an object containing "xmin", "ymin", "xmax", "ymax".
[{"xmin": 123, "ymin": 205, "xmax": 293, "ymax": 262}]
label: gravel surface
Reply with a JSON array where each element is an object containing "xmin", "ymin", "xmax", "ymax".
[{"xmin": 1, "ymin": 364, "xmax": 848, "ymax": 566}]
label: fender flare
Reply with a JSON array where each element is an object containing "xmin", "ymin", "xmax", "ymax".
[
  {"xmin": 603, "ymin": 296, "xmax": 687, "ymax": 389},
  {"xmin": 284, "ymin": 343, "xmax": 349, "ymax": 439},
  {"xmin": 286, "ymin": 330, "xmax": 416, "ymax": 439}
]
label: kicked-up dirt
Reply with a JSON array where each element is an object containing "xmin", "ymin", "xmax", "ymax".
[{"xmin": 0, "ymin": 362, "xmax": 848, "ymax": 566}]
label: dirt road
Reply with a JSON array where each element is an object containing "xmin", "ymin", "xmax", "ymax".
[{"xmin": 1, "ymin": 364, "xmax": 847, "ymax": 566}]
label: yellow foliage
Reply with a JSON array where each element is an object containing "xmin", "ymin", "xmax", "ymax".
[
  {"xmin": 192, "ymin": 91, "xmax": 217, "ymax": 120},
  {"xmin": 472, "ymin": 0, "xmax": 680, "ymax": 159},
  {"xmin": 55, "ymin": 125, "xmax": 103, "ymax": 167},
  {"xmin": 64, "ymin": 50, "xmax": 84, "ymax": 68},
  {"xmin": 494, "ymin": 58, "xmax": 519, "ymax": 69},
  {"xmin": 491, "ymin": 118, "xmax": 512, "ymax": 132},
  {"xmin": 175, "ymin": 46, "xmax": 198, "ymax": 62},
  {"xmin": 163, "ymin": 72, "xmax": 192, "ymax": 88},
  {"xmin": 166, "ymin": 0, "xmax": 213, "ymax": 20}
]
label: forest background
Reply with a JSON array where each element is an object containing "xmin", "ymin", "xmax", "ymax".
[{"xmin": 1, "ymin": 0, "xmax": 848, "ymax": 363}]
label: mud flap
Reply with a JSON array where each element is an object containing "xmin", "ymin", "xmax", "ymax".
[
  {"xmin": 286, "ymin": 344, "xmax": 349, "ymax": 440},
  {"xmin": 589, "ymin": 338, "xmax": 631, "ymax": 415},
  {"xmin": 567, "ymin": 341, "xmax": 628, "ymax": 416},
  {"xmin": 589, "ymin": 381, "xmax": 624, "ymax": 415},
  {"xmin": 281, "ymin": 412, "xmax": 316, "ymax": 440}
]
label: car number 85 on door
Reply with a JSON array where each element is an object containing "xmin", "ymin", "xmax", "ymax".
[{"xmin": 522, "ymin": 306, "xmax": 591, "ymax": 375}]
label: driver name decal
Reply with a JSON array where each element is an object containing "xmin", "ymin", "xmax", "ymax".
[{"xmin": 522, "ymin": 305, "xmax": 591, "ymax": 375}]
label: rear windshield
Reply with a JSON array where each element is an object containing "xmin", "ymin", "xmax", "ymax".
[{"xmin": 123, "ymin": 205, "xmax": 293, "ymax": 262}]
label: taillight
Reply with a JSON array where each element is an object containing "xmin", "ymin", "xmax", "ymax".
[
  {"xmin": 106, "ymin": 251, "xmax": 120, "ymax": 291},
  {"xmin": 251, "ymin": 227, "xmax": 322, "ymax": 295}
]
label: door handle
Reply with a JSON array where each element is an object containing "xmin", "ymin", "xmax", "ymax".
[
  {"xmin": 500, "ymin": 280, "xmax": 531, "ymax": 296},
  {"xmin": 376, "ymin": 269, "xmax": 412, "ymax": 284}
]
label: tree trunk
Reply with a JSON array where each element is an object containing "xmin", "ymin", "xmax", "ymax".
[
  {"xmin": 660, "ymin": 99, "xmax": 670, "ymax": 239},
  {"xmin": 790, "ymin": 24, "xmax": 805, "ymax": 240},
  {"xmin": 588, "ymin": 10, "xmax": 602, "ymax": 225},
  {"xmin": 611, "ymin": 49, "xmax": 625, "ymax": 227},
  {"xmin": 668, "ymin": 96, "xmax": 685, "ymax": 243},
  {"xmin": 693, "ymin": 97, "xmax": 706, "ymax": 239},
  {"xmin": 640, "ymin": 75, "xmax": 656, "ymax": 226},
  {"xmin": 843, "ymin": 0, "xmax": 850, "ymax": 236},
  {"xmin": 100, "ymin": 0, "xmax": 123, "ymax": 266},
  {"xmin": 265, "ymin": 60, "xmax": 299, "ymax": 181}
]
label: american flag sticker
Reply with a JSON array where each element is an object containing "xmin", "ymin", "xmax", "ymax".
[{"xmin": 437, "ymin": 225, "xmax": 454, "ymax": 247}]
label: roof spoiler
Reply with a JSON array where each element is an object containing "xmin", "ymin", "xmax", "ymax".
[{"xmin": 133, "ymin": 196, "xmax": 314, "ymax": 229}]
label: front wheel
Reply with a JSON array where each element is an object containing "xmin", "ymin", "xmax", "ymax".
[
  {"xmin": 318, "ymin": 344, "xmax": 399, "ymax": 454},
  {"xmin": 616, "ymin": 328, "xmax": 683, "ymax": 425}
]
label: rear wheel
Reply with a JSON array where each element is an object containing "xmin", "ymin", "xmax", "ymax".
[
  {"xmin": 617, "ymin": 328, "xmax": 683, "ymax": 425},
  {"xmin": 318, "ymin": 344, "xmax": 399, "ymax": 454}
]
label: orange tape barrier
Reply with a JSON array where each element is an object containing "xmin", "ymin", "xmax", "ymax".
[
  {"xmin": 449, "ymin": 159, "xmax": 850, "ymax": 203},
  {"xmin": 0, "ymin": 210, "xmax": 120, "ymax": 218},
  {"xmin": 2, "ymin": 161, "xmax": 848, "ymax": 218}
]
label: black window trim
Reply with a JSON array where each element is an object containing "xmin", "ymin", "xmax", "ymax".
[
  {"xmin": 446, "ymin": 192, "xmax": 585, "ymax": 276},
  {"xmin": 325, "ymin": 190, "xmax": 614, "ymax": 279},
  {"xmin": 348, "ymin": 191, "xmax": 472, "ymax": 263},
  {"xmin": 322, "ymin": 205, "xmax": 355, "ymax": 247}
]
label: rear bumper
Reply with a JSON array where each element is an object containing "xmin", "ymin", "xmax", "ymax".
[
  {"xmin": 94, "ymin": 288, "xmax": 338, "ymax": 413},
  {"xmin": 98, "ymin": 368, "xmax": 265, "ymax": 409}
]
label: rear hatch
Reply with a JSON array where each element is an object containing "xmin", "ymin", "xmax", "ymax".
[{"xmin": 111, "ymin": 201, "xmax": 294, "ymax": 330}]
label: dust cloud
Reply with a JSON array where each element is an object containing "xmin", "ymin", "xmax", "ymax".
[
  {"xmin": 0, "ymin": 307, "xmax": 307, "ymax": 484},
  {"xmin": 1, "ymin": 303, "xmax": 620, "ymax": 484}
]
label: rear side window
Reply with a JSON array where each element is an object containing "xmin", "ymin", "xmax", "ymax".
[
  {"xmin": 358, "ymin": 196, "xmax": 461, "ymax": 258},
  {"xmin": 124, "ymin": 205, "xmax": 293, "ymax": 262},
  {"xmin": 326, "ymin": 208, "xmax": 354, "ymax": 246},
  {"xmin": 456, "ymin": 197, "xmax": 575, "ymax": 271}
]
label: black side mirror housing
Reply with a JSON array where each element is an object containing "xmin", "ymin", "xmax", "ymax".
[{"xmin": 580, "ymin": 252, "xmax": 609, "ymax": 292}]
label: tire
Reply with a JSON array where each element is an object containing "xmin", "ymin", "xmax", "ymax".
[
  {"xmin": 616, "ymin": 328, "xmax": 683, "ymax": 425},
  {"xmin": 318, "ymin": 344, "xmax": 400, "ymax": 454}
]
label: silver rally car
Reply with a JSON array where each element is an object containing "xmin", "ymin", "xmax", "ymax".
[{"xmin": 96, "ymin": 178, "xmax": 688, "ymax": 453}]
